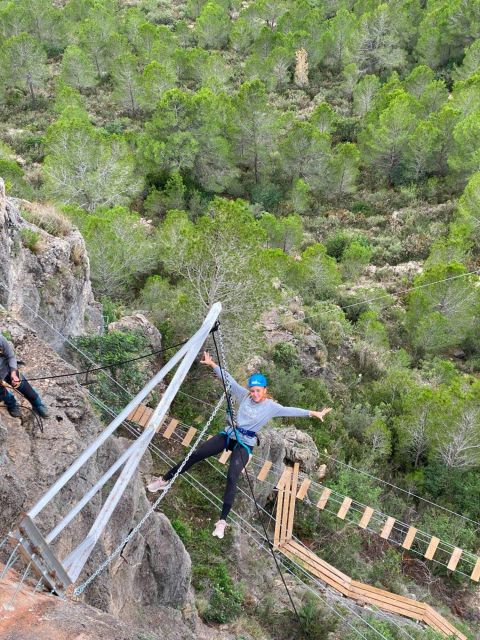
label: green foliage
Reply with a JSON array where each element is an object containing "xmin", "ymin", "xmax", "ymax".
[
  {"xmin": 20, "ymin": 227, "xmax": 42, "ymax": 253},
  {"xmin": 287, "ymin": 244, "xmax": 341, "ymax": 303},
  {"xmin": 69, "ymin": 206, "xmax": 159, "ymax": 299},
  {"xmin": 406, "ymin": 263, "xmax": 480, "ymax": 355},
  {"xmin": 272, "ymin": 341, "xmax": 301, "ymax": 369},
  {"xmin": 195, "ymin": 2, "xmax": 231, "ymax": 50},
  {"xmin": 70, "ymin": 330, "xmax": 149, "ymax": 415},
  {"xmin": 202, "ymin": 561, "xmax": 244, "ymax": 623},
  {"xmin": 1, "ymin": 33, "xmax": 47, "ymax": 102},
  {"xmin": 305, "ymin": 301, "xmax": 352, "ymax": 349},
  {"xmin": 260, "ymin": 213, "xmax": 303, "ymax": 254}
]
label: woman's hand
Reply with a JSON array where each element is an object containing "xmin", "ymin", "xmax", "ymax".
[
  {"xmin": 309, "ymin": 407, "xmax": 332, "ymax": 421},
  {"xmin": 200, "ymin": 351, "xmax": 216, "ymax": 368}
]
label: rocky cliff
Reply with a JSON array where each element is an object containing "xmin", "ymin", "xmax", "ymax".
[
  {"xmin": 0, "ymin": 181, "xmax": 205, "ymax": 639},
  {"xmin": 0, "ymin": 178, "xmax": 102, "ymax": 350}
]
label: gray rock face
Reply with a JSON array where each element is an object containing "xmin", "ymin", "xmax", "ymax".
[
  {"xmin": 237, "ymin": 425, "xmax": 319, "ymax": 516},
  {"xmin": 0, "ymin": 316, "xmax": 193, "ymax": 636},
  {"xmin": 0, "ymin": 178, "xmax": 102, "ymax": 350}
]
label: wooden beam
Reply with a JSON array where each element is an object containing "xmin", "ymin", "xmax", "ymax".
[
  {"xmin": 337, "ymin": 497, "xmax": 352, "ymax": 520},
  {"xmin": 424, "ymin": 536, "xmax": 440, "ymax": 560},
  {"xmin": 380, "ymin": 516, "xmax": 395, "ymax": 539},
  {"xmin": 274, "ymin": 469, "xmax": 288, "ymax": 548},
  {"xmin": 470, "ymin": 557, "xmax": 480, "ymax": 582},
  {"xmin": 218, "ymin": 450, "xmax": 231, "ymax": 464},
  {"xmin": 402, "ymin": 526, "xmax": 417, "ymax": 550},
  {"xmin": 280, "ymin": 467, "xmax": 293, "ymax": 546},
  {"xmin": 257, "ymin": 460, "xmax": 272, "ymax": 481},
  {"xmin": 316, "ymin": 487, "xmax": 332, "ymax": 510},
  {"xmin": 182, "ymin": 426, "xmax": 197, "ymax": 447},
  {"xmin": 286, "ymin": 463, "xmax": 300, "ymax": 543},
  {"xmin": 447, "ymin": 547, "xmax": 462, "ymax": 572},
  {"xmin": 163, "ymin": 419, "xmax": 179, "ymax": 440},
  {"xmin": 276, "ymin": 467, "xmax": 290, "ymax": 490},
  {"xmin": 296, "ymin": 478, "xmax": 311, "ymax": 501},
  {"xmin": 358, "ymin": 506, "xmax": 374, "ymax": 529}
]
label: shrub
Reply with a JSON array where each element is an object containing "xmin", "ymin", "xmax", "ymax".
[
  {"xmin": 20, "ymin": 228, "xmax": 42, "ymax": 253},
  {"xmin": 202, "ymin": 562, "xmax": 244, "ymax": 624},
  {"xmin": 272, "ymin": 342, "xmax": 301, "ymax": 369},
  {"xmin": 21, "ymin": 203, "xmax": 73, "ymax": 237}
]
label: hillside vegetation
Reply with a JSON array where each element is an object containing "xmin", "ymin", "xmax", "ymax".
[{"xmin": 1, "ymin": 0, "xmax": 479, "ymax": 637}]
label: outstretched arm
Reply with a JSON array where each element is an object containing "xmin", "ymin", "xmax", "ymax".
[
  {"xmin": 273, "ymin": 404, "xmax": 332, "ymax": 421},
  {"xmin": 200, "ymin": 351, "xmax": 248, "ymax": 400}
]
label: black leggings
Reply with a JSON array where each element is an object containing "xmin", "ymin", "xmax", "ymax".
[{"xmin": 164, "ymin": 433, "xmax": 251, "ymax": 520}]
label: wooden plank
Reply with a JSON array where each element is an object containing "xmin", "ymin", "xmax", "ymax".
[
  {"xmin": 276, "ymin": 467, "xmax": 290, "ymax": 490},
  {"xmin": 182, "ymin": 426, "xmax": 197, "ymax": 447},
  {"xmin": 471, "ymin": 557, "xmax": 480, "ymax": 582},
  {"xmin": 280, "ymin": 468, "xmax": 293, "ymax": 545},
  {"xmin": 402, "ymin": 526, "xmax": 417, "ymax": 550},
  {"xmin": 349, "ymin": 579, "xmax": 429, "ymax": 607},
  {"xmin": 358, "ymin": 506, "xmax": 374, "ymax": 529},
  {"xmin": 447, "ymin": 547, "xmax": 463, "ymax": 572},
  {"xmin": 350, "ymin": 586, "xmax": 425, "ymax": 620},
  {"xmin": 218, "ymin": 450, "xmax": 231, "ymax": 464},
  {"xmin": 380, "ymin": 516, "xmax": 395, "ymax": 539},
  {"xmin": 127, "ymin": 404, "xmax": 144, "ymax": 423},
  {"xmin": 424, "ymin": 536, "xmax": 440, "ymax": 560},
  {"xmin": 423, "ymin": 605, "xmax": 466, "ymax": 639},
  {"xmin": 281, "ymin": 542, "xmax": 351, "ymax": 596},
  {"xmin": 257, "ymin": 460, "xmax": 272, "ymax": 481},
  {"xmin": 274, "ymin": 471, "xmax": 287, "ymax": 548},
  {"xmin": 316, "ymin": 487, "xmax": 332, "ymax": 510},
  {"xmin": 286, "ymin": 463, "xmax": 300, "ymax": 542},
  {"xmin": 337, "ymin": 497, "xmax": 352, "ymax": 520},
  {"xmin": 287, "ymin": 539, "xmax": 351, "ymax": 583},
  {"xmin": 137, "ymin": 407, "xmax": 152, "ymax": 427},
  {"xmin": 139, "ymin": 406, "xmax": 153, "ymax": 427},
  {"xmin": 350, "ymin": 581, "xmax": 426, "ymax": 617},
  {"xmin": 163, "ymin": 419, "xmax": 179, "ymax": 440},
  {"xmin": 296, "ymin": 478, "xmax": 311, "ymax": 501}
]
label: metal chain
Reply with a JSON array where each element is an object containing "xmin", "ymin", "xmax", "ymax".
[
  {"xmin": 216, "ymin": 328, "xmax": 237, "ymax": 424},
  {"xmin": 73, "ymin": 394, "xmax": 225, "ymax": 596}
]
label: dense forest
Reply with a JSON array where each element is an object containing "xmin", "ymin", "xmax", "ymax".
[{"xmin": 1, "ymin": 0, "xmax": 479, "ymax": 638}]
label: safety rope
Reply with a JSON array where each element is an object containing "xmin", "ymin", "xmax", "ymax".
[
  {"xmin": 210, "ymin": 327, "xmax": 302, "ymax": 624},
  {"xmin": 72, "ymin": 393, "xmax": 225, "ymax": 596},
  {"xmin": 26, "ymin": 338, "xmax": 190, "ymax": 382}
]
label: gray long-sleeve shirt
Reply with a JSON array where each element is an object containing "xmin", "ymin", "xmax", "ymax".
[
  {"xmin": 0, "ymin": 335, "xmax": 18, "ymax": 381},
  {"xmin": 213, "ymin": 366, "xmax": 310, "ymax": 446}
]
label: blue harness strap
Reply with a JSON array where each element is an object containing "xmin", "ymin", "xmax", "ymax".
[{"xmin": 219, "ymin": 429, "xmax": 253, "ymax": 456}]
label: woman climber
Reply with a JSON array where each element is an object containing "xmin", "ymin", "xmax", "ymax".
[{"xmin": 147, "ymin": 351, "xmax": 332, "ymax": 539}]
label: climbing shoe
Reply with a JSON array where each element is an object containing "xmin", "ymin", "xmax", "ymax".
[
  {"xmin": 212, "ymin": 519, "xmax": 227, "ymax": 539},
  {"xmin": 32, "ymin": 404, "xmax": 49, "ymax": 418},
  {"xmin": 147, "ymin": 476, "xmax": 169, "ymax": 492},
  {"xmin": 7, "ymin": 404, "xmax": 21, "ymax": 418}
]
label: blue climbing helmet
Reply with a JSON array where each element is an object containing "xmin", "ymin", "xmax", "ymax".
[{"xmin": 247, "ymin": 373, "xmax": 268, "ymax": 388}]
